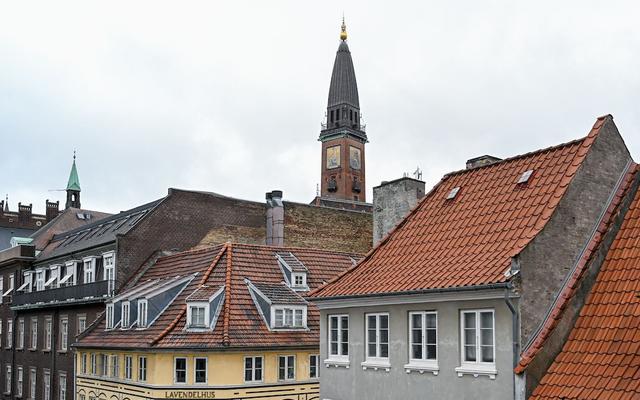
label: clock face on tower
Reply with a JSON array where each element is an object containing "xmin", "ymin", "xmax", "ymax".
[
  {"xmin": 326, "ymin": 145, "xmax": 341, "ymax": 169},
  {"xmin": 349, "ymin": 146, "xmax": 361, "ymax": 170}
]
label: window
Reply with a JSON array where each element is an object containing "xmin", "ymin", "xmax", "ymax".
[
  {"xmin": 409, "ymin": 312, "xmax": 438, "ymax": 366},
  {"xmin": 77, "ymin": 314, "xmax": 87, "ymax": 334},
  {"xmin": 106, "ymin": 304, "xmax": 114, "ymax": 329},
  {"xmin": 83, "ymin": 258, "xmax": 95, "ymax": 283},
  {"xmin": 100, "ymin": 354, "xmax": 108, "ymax": 376},
  {"xmin": 138, "ymin": 356, "xmax": 147, "ymax": 382},
  {"xmin": 59, "ymin": 262, "xmax": 77, "ymax": 286},
  {"xmin": 273, "ymin": 307, "xmax": 305, "ymax": 329},
  {"xmin": 30, "ymin": 317, "xmax": 37, "ymax": 350},
  {"xmin": 244, "ymin": 356, "xmax": 263, "ymax": 382},
  {"xmin": 110, "ymin": 355, "xmax": 119, "ymax": 378},
  {"xmin": 309, "ymin": 355, "xmax": 319, "ymax": 378},
  {"xmin": 517, "ymin": 169, "xmax": 534, "ymax": 184},
  {"xmin": 446, "ymin": 186, "xmax": 461, "ymax": 200},
  {"xmin": 328, "ymin": 315, "xmax": 349, "ymax": 360},
  {"xmin": 19, "ymin": 272, "xmax": 32, "ymax": 293},
  {"xmin": 58, "ymin": 373, "xmax": 66, "ymax": 400},
  {"xmin": 278, "ymin": 355, "xmax": 295, "ymax": 381},
  {"xmin": 44, "ymin": 317, "xmax": 52, "ymax": 350},
  {"xmin": 457, "ymin": 310, "xmax": 496, "ymax": 377},
  {"xmin": 44, "ymin": 266, "xmax": 58, "ymax": 289},
  {"xmin": 0, "ymin": 276, "xmax": 3, "ymax": 303},
  {"xmin": 5, "ymin": 365, "xmax": 11, "ymax": 394},
  {"xmin": 43, "ymin": 369, "xmax": 50, "ymax": 400},
  {"xmin": 103, "ymin": 253, "xmax": 115, "ymax": 294},
  {"xmin": 174, "ymin": 358, "xmax": 187, "ymax": 384},
  {"xmin": 188, "ymin": 304, "xmax": 207, "ymax": 328},
  {"xmin": 35, "ymin": 269, "xmax": 46, "ymax": 291},
  {"xmin": 365, "ymin": 313, "xmax": 389, "ymax": 362},
  {"xmin": 3, "ymin": 273, "xmax": 14, "ymax": 297},
  {"xmin": 124, "ymin": 356, "xmax": 132, "ymax": 380},
  {"xmin": 121, "ymin": 302, "xmax": 130, "ymax": 328},
  {"xmin": 17, "ymin": 318, "xmax": 24, "ymax": 349},
  {"xmin": 29, "ymin": 368, "xmax": 36, "ymax": 400},
  {"xmin": 137, "ymin": 300, "xmax": 148, "ymax": 328},
  {"xmin": 59, "ymin": 316, "xmax": 68, "ymax": 351},
  {"xmin": 90, "ymin": 354, "xmax": 97, "ymax": 375},
  {"xmin": 194, "ymin": 358, "xmax": 207, "ymax": 384},
  {"xmin": 6, "ymin": 320, "xmax": 12, "ymax": 348},
  {"xmin": 17, "ymin": 366, "xmax": 23, "ymax": 397},
  {"xmin": 81, "ymin": 354, "xmax": 87, "ymax": 374}
]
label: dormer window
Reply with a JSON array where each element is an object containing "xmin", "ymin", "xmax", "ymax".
[
  {"xmin": 292, "ymin": 273, "xmax": 307, "ymax": 290},
  {"xmin": 106, "ymin": 304, "xmax": 114, "ymax": 329},
  {"xmin": 187, "ymin": 302, "xmax": 209, "ymax": 329},
  {"xmin": 121, "ymin": 301, "xmax": 130, "ymax": 329},
  {"xmin": 275, "ymin": 252, "xmax": 309, "ymax": 291},
  {"xmin": 272, "ymin": 306, "xmax": 307, "ymax": 329},
  {"xmin": 17, "ymin": 272, "xmax": 32, "ymax": 293},
  {"xmin": 83, "ymin": 257, "xmax": 96, "ymax": 284},
  {"xmin": 138, "ymin": 299, "xmax": 148, "ymax": 328},
  {"xmin": 59, "ymin": 261, "xmax": 77, "ymax": 287},
  {"xmin": 44, "ymin": 266, "xmax": 59, "ymax": 289}
]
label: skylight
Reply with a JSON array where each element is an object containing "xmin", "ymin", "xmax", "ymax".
[
  {"xmin": 517, "ymin": 170, "xmax": 534, "ymax": 184},
  {"xmin": 446, "ymin": 187, "xmax": 461, "ymax": 200}
]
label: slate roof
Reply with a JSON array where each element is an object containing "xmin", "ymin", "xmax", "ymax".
[
  {"xmin": 30, "ymin": 208, "xmax": 111, "ymax": 251},
  {"xmin": 37, "ymin": 200, "xmax": 161, "ymax": 262},
  {"xmin": 328, "ymin": 40, "xmax": 359, "ymax": 108},
  {"xmin": 77, "ymin": 243, "xmax": 361, "ymax": 350},
  {"xmin": 251, "ymin": 281, "xmax": 307, "ymax": 305},
  {"xmin": 276, "ymin": 251, "xmax": 308, "ymax": 273},
  {"xmin": 312, "ymin": 116, "xmax": 608, "ymax": 299},
  {"xmin": 529, "ymin": 172, "xmax": 640, "ymax": 400}
]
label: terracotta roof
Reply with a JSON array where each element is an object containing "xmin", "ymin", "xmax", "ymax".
[
  {"xmin": 529, "ymin": 172, "xmax": 640, "ymax": 400},
  {"xmin": 77, "ymin": 243, "xmax": 360, "ymax": 350},
  {"xmin": 516, "ymin": 164, "xmax": 638, "ymax": 374},
  {"xmin": 312, "ymin": 117, "xmax": 609, "ymax": 299}
]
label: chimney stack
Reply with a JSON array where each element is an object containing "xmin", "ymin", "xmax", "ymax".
[
  {"xmin": 46, "ymin": 200, "xmax": 60, "ymax": 222},
  {"xmin": 373, "ymin": 177, "xmax": 425, "ymax": 246},
  {"xmin": 265, "ymin": 190, "xmax": 284, "ymax": 246},
  {"xmin": 466, "ymin": 155, "xmax": 502, "ymax": 170},
  {"xmin": 18, "ymin": 203, "xmax": 32, "ymax": 223}
]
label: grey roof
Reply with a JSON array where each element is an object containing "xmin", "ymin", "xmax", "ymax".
[
  {"xmin": 0, "ymin": 227, "xmax": 36, "ymax": 251},
  {"xmin": 252, "ymin": 282, "xmax": 307, "ymax": 305},
  {"xmin": 276, "ymin": 251, "xmax": 308, "ymax": 273},
  {"xmin": 327, "ymin": 41, "xmax": 359, "ymax": 108},
  {"xmin": 37, "ymin": 199, "xmax": 162, "ymax": 262}
]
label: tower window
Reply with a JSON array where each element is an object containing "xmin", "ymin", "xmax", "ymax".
[
  {"xmin": 330, "ymin": 110, "xmax": 334, "ymax": 123},
  {"xmin": 350, "ymin": 110, "xmax": 353, "ymax": 121}
]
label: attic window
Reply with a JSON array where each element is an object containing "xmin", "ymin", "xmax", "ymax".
[
  {"xmin": 272, "ymin": 306, "xmax": 306, "ymax": 329},
  {"xmin": 446, "ymin": 187, "xmax": 461, "ymax": 200},
  {"xmin": 517, "ymin": 170, "xmax": 534, "ymax": 184},
  {"xmin": 187, "ymin": 302, "xmax": 209, "ymax": 329}
]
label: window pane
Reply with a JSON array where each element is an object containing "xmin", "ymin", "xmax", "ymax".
[
  {"xmin": 411, "ymin": 313, "xmax": 422, "ymax": 329},
  {"xmin": 426, "ymin": 329, "xmax": 437, "ymax": 345},
  {"xmin": 380, "ymin": 343, "xmax": 388, "ymax": 358},
  {"xmin": 367, "ymin": 315, "xmax": 376, "ymax": 330},
  {"xmin": 481, "ymin": 346, "xmax": 494, "ymax": 362},
  {"xmin": 426, "ymin": 313, "xmax": 436, "ymax": 329},
  {"xmin": 464, "ymin": 328, "xmax": 476, "ymax": 346},
  {"xmin": 411, "ymin": 328, "xmax": 422, "ymax": 348},
  {"xmin": 341, "ymin": 341, "xmax": 349, "ymax": 356},
  {"xmin": 412, "ymin": 344, "xmax": 422, "ymax": 359},
  {"xmin": 380, "ymin": 315, "xmax": 388, "ymax": 329},
  {"xmin": 368, "ymin": 343, "xmax": 377, "ymax": 357},
  {"xmin": 287, "ymin": 356, "xmax": 295, "ymax": 379},
  {"xmin": 480, "ymin": 312, "xmax": 493, "ymax": 329},
  {"xmin": 426, "ymin": 344, "xmax": 437, "ymax": 360},
  {"xmin": 464, "ymin": 312, "xmax": 476, "ymax": 330},
  {"xmin": 244, "ymin": 368, "xmax": 252, "ymax": 382},
  {"xmin": 464, "ymin": 345, "xmax": 476, "ymax": 362},
  {"xmin": 481, "ymin": 328, "xmax": 494, "ymax": 346}
]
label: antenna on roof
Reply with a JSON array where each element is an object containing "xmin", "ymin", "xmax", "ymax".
[{"xmin": 413, "ymin": 166, "xmax": 423, "ymax": 180}]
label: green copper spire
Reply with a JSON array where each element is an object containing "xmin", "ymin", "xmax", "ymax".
[{"xmin": 66, "ymin": 151, "xmax": 81, "ymax": 191}]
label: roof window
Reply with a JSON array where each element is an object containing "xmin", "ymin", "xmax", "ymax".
[
  {"xmin": 517, "ymin": 170, "xmax": 534, "ymax": 184},
  {"xmin": 446, "ymin": 187, "xmax": 461, "ymax": 200}
]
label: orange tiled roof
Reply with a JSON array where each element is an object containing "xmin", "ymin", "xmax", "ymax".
[
  {"xmin": 529, "ymin": 174, "xmax": 640, "ymax": 400},
  {"xmin": 77, "ymin": 242, "xmax": 360, "ymax": 350},
  {"xmin": 312, "ymin": 116, "xmax": 608, "ymax": 299}
]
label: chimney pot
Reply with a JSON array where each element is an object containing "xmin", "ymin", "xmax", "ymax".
[{"xmin": 271, "ymin": 190, "xmax": 283, "ymax": 200}]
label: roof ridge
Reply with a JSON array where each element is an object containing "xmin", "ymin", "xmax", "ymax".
[
  {"xmin": 199, "ymin": 244, "xmax": 228, "ymax": 286},
  {"xmin": 220, "ymin": 241, "xmax": 364, "ymax": 257},
  {"xmin": 151, "ymin": 307, "xmax": 186, "ymax": 347},
  {"xmin": 222, "ymin": 242, "xmax": 233, "ymax": 347}
]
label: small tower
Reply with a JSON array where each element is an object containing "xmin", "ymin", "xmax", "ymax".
[
  {"xmin": 65, "ymin": 152, "xmax": 81, "ymax": 209},
  {"xmin": 319, "ymin": 18, "xmax": 367, "ymax": 202}
]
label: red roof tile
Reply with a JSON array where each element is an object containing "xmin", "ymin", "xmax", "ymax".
[
  {"xmin": 77, "ymin": 243, "xmax": 360, "ymax": 350},
  {"xmin": 529, "ymin": 173, "xmax": 640, "ymax": 400},
  {"xmin": 312, "ymin": 117, "xmax": 608, "ymax": 298}
]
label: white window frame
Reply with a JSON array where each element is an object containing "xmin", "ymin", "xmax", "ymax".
[
  {"xmin": 103, "ymin": 252, "xmax": 116, "ymax": 294},
  {"xmin": 81, "ymin": 354, "xmax": 87, "ymax": 374},
  {"xmin": 309, "ymin": 354, "xmax": 320, "ymax": 379},
  {"xmin": 58, "ymin": 373, "xmax": 66, "ymax": 400},
  {"xmin": 2, "ymin": 273, "xmax": 14, "ymax": 297},
  {"xmin": 121, "ymin": 301, "xmax": 130, "ymax": 329},
  {"xmin": 5, "ymin": 365, "xmax": 11, "ymax": 394},
  {"xmin": 30, "ymin": 317, "xmax": 38, "ymax": 350},
  {"xmin": 278, "ymin": 355, "xmax": 296, "ymax": 381},
  {"xmin": 6, "ymin": 320, "xmax": 12, "ymax": 349},
  {"xmin": 59, "ymin": 316, "xmax": 68, "ymax": 351},
  {"xmin": 17, "ymin": 317, "xmax": 25, "ymax": 349},
  {"xmin": 0, "ymin": 276, "xmax": 3, "ymax": 303},
  {"xmin": 77, "ymin": 314, "xmax": 87, "ymax": 334},
  {"xmin": 59, "ymin": 261, "xmax": 77, "ymax": 286},
  {"xmin": 455, "ymin": 309, "xmax": 497, "ymax": 379},
  {"xmin": 271, "ymin": 305, "xmax": 307, "ymax": 329},
  {"xmin": 137, "ymin": 299, "xmax": 148, "ymax": 328},
  {"xmin": 90, "ymin": 354, "xmax": 97, "ymax": 375},
  {"xmin": 363, "ymin": 313, "xmax": 390, "ymax": 370},
  {"xmin": 35, "ymin": 269, "xmax": 46, "ymax": 291},
  {"xmin": 18, "ymin": 272, "xmax": 32, "ymax": 293},
  {"xmin": 82, "ymin": 257, "xmax": 96, "ymax": 284},
  {"xmin": 194, "ymin": 357, "xmax": 207, "ymax": 384},
  {"xmin": 110, "ymin": 355, "xmax": 119, "ymax": 378},
  {"xmin": 44, "ymin": 266, "xmax": 59, "ymax": 289},
  {"xmin": 405, "ymin": 311, "xmax": 439, "ymax": 374},
  {"xmin": 43, "ymin": 369, "xmax": 50, "ymax": 400},
  {"xmin": 243, "ymin": 356, "xmax": 263, "ymax": 383},
  {"xmin": 124, "ymin": 356, "xmax": 132, "ymax": 380},
  {"xmin": 105, "ymin": 304, "xmax": 114, "ymax": 329},
  {"xmin": 187, "ymin": 302, "xmax": 209, "ymax": 329},
  {"xmin": 17, "ymin": 365, "xmax": 23, "ymax": 397},
  {"xmin": 29, "ymin": 367, "xmax": 36, "ymax": 400},
  {"xmin": 326, "ymin": 314, "xmax": 349, "ymax": 365},
  {"xmin": 138, "ymin": 356, "xmax": 147, "ymax": 382},
  {"xmin": 44, "ymin": 317, "xmax": 52, "ymax": 351},
  {"xmin": 291, "ymin": 272, "xmax": 308, "ymax": 290},
  {"xmin": 174, "ymin": 357, "xmax": 187, "ymax": 384}
]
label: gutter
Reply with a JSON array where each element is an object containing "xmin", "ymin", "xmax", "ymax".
[{"xmin": 504, "ymin": 285, "xmax": 519, "ymax": 400}]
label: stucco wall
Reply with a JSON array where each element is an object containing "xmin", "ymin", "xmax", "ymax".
[{"xmin": 318, "ymin": 297, "xmax": 515, "ymax": 400}]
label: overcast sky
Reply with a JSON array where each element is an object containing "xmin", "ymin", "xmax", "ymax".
[{"xmin": 1, "ymin": 1, "xmax": 639, "ymax": 214}]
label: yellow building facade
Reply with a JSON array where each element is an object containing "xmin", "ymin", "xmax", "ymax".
[{"xmin": 76, "ymin": 349, "xmax": 320, "ymax": 400}]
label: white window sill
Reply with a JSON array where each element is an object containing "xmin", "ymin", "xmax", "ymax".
[
  {"xmin": 361, "ymin": 360, "xmax": 391, "ymax": 372},
  {"xmin": 324, "ymin": 358, "xmax": 350, "ymax": 369},
  {"xmin": 455, "ymin": 365, "xmax": 497, "ymax": 379},
  {"xmin": 404, "ymin": 362, "xmax": 439, "ymax": 375}
]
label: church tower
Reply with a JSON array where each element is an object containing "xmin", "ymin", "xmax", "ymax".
[
  {"xmin": 65, "ymin": 152, "xmax": 81, "ymax": 209},
  {"xmin": 319, "ymin": 19, "xmax": 367, "ymax": 202}
]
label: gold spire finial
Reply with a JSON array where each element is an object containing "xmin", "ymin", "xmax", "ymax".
[{"xmin": 340, "ymin": 16, "xmax": 347, "ymax": 41}]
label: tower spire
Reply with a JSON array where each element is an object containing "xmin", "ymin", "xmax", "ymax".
[
  {"xmin": 340, "ymin": 15, "xmax": 347, "ymax": 41},
  {"xmin": 65, "ymin": 151, "xmax": 81, "ymax": 209}
]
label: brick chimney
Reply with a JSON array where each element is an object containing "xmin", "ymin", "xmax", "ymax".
[
  {"xmin": 266, "ymin": 190, "xmax": 284, "ymax": 246},
  {"xmin": 46, "ymin": 200, "xmax": 60, "ymax": 222},
  {"xmin": 373, "ymin": 177, "xmax": 425, "ymax": 246},
  {"xmin": 466, "ymin": 155, "xmax": 502, "ymax": 169},
  {"xmin": 18, "ymin": 203, "xmax": 32, "ymax": 223}
]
